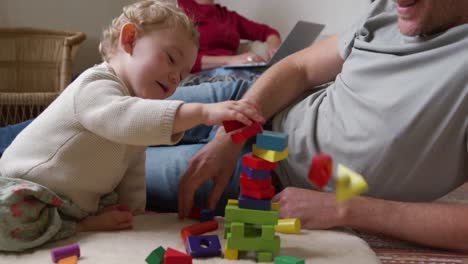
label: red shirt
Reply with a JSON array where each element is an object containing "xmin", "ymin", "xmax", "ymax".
[{"xmin": 178, "ymin": 0, "xmax": 280, "ymax": 72}]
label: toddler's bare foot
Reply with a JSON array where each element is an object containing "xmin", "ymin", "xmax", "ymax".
[{"xmin": 77, "ymin": 205, "xmax": 133, "ymax": 232}]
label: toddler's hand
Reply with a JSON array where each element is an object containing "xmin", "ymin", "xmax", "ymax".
[
  {"xmin": 201, "ymin": 99, "xmax": 264, "ymax": 126},
  {"xmin": 77, "ymin": 205, "xmax": 133, "ymax": 232}
]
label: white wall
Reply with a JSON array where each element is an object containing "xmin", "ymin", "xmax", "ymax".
[
  {"xmin": 217, "ymin": 0, "xmax": 370, "ymax": 38},
  {"xmin": 0, "ymin": 0, "xmax": 370, "ymax": 75}
]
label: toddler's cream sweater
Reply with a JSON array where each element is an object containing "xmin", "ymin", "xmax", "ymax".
[{"xmin": 0, "ymin": 63, "xmax": 183, "ymax": 214}]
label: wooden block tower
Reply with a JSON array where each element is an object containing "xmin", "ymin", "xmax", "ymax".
[{"xmin": 223, "ymin": 123, "xmax": 288, "ymax": 262}]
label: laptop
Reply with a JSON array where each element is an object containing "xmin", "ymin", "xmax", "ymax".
[{"xmin": 224, "ymin": 20, "xmax": 325, "ymax": 69}]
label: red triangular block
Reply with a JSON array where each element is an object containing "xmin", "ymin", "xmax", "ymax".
[{"xmin": 164, "ymin": 247, "xmax": 192, "ymax": 264}]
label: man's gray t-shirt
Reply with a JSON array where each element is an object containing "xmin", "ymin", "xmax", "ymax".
[{"xmin": 273, "ymin": 0, "xmax": 468, "ymax": 202}]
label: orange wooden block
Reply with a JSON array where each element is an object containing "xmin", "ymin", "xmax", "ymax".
[{"xmin": 57, "ymin": 255, "xmax": 78, "ymax": 264}]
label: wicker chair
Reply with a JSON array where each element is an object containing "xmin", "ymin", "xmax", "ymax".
[{"xmin": 0, "ymin": 28, "xmax": 86, "ymax": 126}]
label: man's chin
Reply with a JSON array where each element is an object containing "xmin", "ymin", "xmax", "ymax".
[{"xmin": 398, "ymin": 20, "xmax": 421, "ymax": 36}]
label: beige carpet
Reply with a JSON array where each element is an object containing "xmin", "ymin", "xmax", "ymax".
[{"xmin": 0, "ymin": 212, "xmax": 380, "ymax": 263}]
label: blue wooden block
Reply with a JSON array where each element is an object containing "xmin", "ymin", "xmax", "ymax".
[
  {"xmin": 241, "ymin": 165, "xmax": 271, "ymax": 180},
  {"xmin": 200, "ymin": 209, "xmax": 214, "ymax": 222},
  {"xmin": 238, "ymin": 195, "xmax": 271, "ymax": 211},
  {"xmin": 186, "ymin": 235, "xmax": 221, "ymax": 258},
  {"xmin": 256, "ymin": 131, "xmax": 288, "ymax": 151}
]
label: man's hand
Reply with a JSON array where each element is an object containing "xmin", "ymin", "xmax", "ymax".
[
  {"xmin": 177, "ymin": 129, "xmax": 243, "ymax": 218},
  {"xmin": 272, "ymin": 187, "xmax": 347, "ymax": 229}
]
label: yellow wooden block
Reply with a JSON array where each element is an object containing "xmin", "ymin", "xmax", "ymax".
[
  {"xmin": 58, "ymin": 255, "xmax": 78, "ymax": 264},
  {"xmin": 252, "ymin": 144, "xmax": 288, "ymax": 163},
  {"xmin": 223, "ymin": 248, "xmax": 239, "ymax": 260},
  {"xmin": 275, "ymin": 218, "xmax": 301, "ymax": 234},
  {"xmin": 271, "ymin": 202, "xmax": 279, "ymax": 211},
  {"xmin": 227, "ymin": 199, "xmax": 238, "ymax": 206},
  {"xmin": 336, "ymin": 163, "xmax": 368, "ymax": 202}
]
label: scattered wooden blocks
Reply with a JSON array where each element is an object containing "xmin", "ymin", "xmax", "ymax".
[
  {"xmin": 57, "ymin": 255, "xmax": 78, "ymax": 264},
  {"xmin": 336, "ymin": 163, "xmax": 368, "ymax": 202},
  {"xmin": 274, "ymin": 255, "xmax": 305, "ymax": 264},
  {"xmin": 199, "ymin": 209, "xmax": 214, "ymax": 222},
  {"xmin": 307, "ymin": 153, "xmax": 333, "ymax": 190},
  {"xmin": 186, "ymin": 235, "xmax": 221, "ymax": 258},
  {"xmin": 275, "ymin": 218, "xmax": 301, "ymax": 234},
  {"xmin": 164, "ymin": 247, "xmax": 192, "ymax": 264},
  {"xmin": 222, "ymin": 120, "xmax": 246, "ymax": 133},
  {"xmin": 223, "ymin": 247, "xmax": 239, "ymax": 260},
  {"xmin": 180, "ymin": 220, "xmax": 219, "ymax": 241},
  {"xmin": 145, "ymin": 246, "xmax": 165, "ymax": 264},
  {"xmin": 51, "ymin": 244, "xmax": 80, "ymax": 263},
  {"xmin": 231, "ymin": 122, "xmax": 263, "ymax": 144}
]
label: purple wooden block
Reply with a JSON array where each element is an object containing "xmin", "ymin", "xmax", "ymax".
[
  {"xmin": 241, "ymin": 165, "xmax": 271, "ymax": 180},
  {"xmin": 238, "ymin": 195, "xmax": 271, "ymax": 211},
  {"xmin": 186, "ymin": 235, "xmax": 221, "ymax": 258},
  {"xmin": 51, "ymin": 244, "xmax": 80, "ymax": 263}
]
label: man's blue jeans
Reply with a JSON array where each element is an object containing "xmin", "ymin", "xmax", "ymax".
[
  {"xmin": 146, "ymin": 80, "xmax": 255, "ymax": 215},
  {"xmin": 0, "ymin": 80, "xmax": 254, "ymax": 214},
  {"xmin": 0, "ymin": 120, "xmax": 32, "ymax": 156}
]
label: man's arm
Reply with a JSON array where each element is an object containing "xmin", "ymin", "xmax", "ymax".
[
  {"xmin": 243, "ymin": 35, "xmax": 344, "ymax": 120},
  {"xmin": 346, "ymin": 195, "xmax": 468, "ymax": 252},
  {"xmin": 274, "ymin": 187, "xmax": 468, "ymax": 253},
  {"xmin": 177, "ymin": 35, "xmax": 344, "ymax": 217}
]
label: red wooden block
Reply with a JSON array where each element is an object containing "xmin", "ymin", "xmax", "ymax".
[
  {"xmin": 180, "ymin": 220, "xmax": 218, "ymax": 241},
  {"xmin": 188, "ymin": 207, "xmax": 201, "ymax": 220},
  {"xmin": 240, "ymin": 185, "xmax": 275, "ymax": 200},
  {"xmin": 308, "ymin": 153, "xmax": 333, "ymax": 190},
  {"xmin": 230, "ymin": 122, "xmax": 263, "ymax": 144},
  {"xmin": 241, "ymin": 153, "xmax": 276, "ymax": 170},
  {"xmin": 239, "ymin": 173, "xmax": 272, "ymax": 190},
  {"xmin": 222, "ymin": 120, "xmax": 246, "ymax": 133},
  {"xmin": 164, "ymin": 247, "xmax": 192, "ymax": 264}
]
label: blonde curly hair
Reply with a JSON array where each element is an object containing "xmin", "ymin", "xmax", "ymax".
[{"xmin": 99, "ymin": 0, "xmax": 199, "ymax": 61}]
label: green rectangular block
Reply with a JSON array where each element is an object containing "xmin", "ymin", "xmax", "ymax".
[
  {"xmin": 225, "ymin": 223, "xmax": 262, "ymax": 239},
  {"xmin": 226, "ymin": 234, "xmax": 280, "ymax": 252},
  {"xmin": 257, "ymin": 252, "xmax": 273, "ymax": 262},
  {"xmin": 145, "ymin": 246, "xmax": 165, "ymax": 264},
  {"xmin": 261, "ymin": 225, "xmax": 276, "ymax": 240},
  {"xmin": 230, "ymin": 222, "xmax": 244, "ymax": 239},
  {"xmin": 274, "ymin": 255, "xmax": 305, "ymax": 264},
  {"xmin": 225, "ymin": 205, "xmax": 278, "ymax": 225}
]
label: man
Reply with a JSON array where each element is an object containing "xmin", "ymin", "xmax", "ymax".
[{"xmin": 149, "ymin": 0, "xmax": 467, "ymax": 252}]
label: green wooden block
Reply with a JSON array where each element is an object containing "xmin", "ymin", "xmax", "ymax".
[
  {"xmin": 257, "ymin": 251, "xmax": 273, "ymax": 262},
  {"xmin": 231, "ymin": 222, "xmax": 245, "ymax": 239},
  {"xmin": 261, "ymin": 225, "xmax": 276, "ymax": 240},
  {"xmin": 274, "ymin": 255, "xmax": 305, "ymax": 264},
  {"xmin": 145, "ymin": 246, "xmax": 165, "ymax": 264},
  {"xmin": 226, "ymin": 234, "xmax": 280, "ymax": 252},
  {"xmin": 225, "ymin": 205, "xmax": 278, "ymax": 225},
  {"xmin": 225, "ymin": 223, "xmax": 262, "ymax": 238}
]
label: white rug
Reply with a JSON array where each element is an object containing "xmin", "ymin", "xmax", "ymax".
[{"xmin": 0, "ymin": 213, "xmax": 380, "ymax": 263}]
